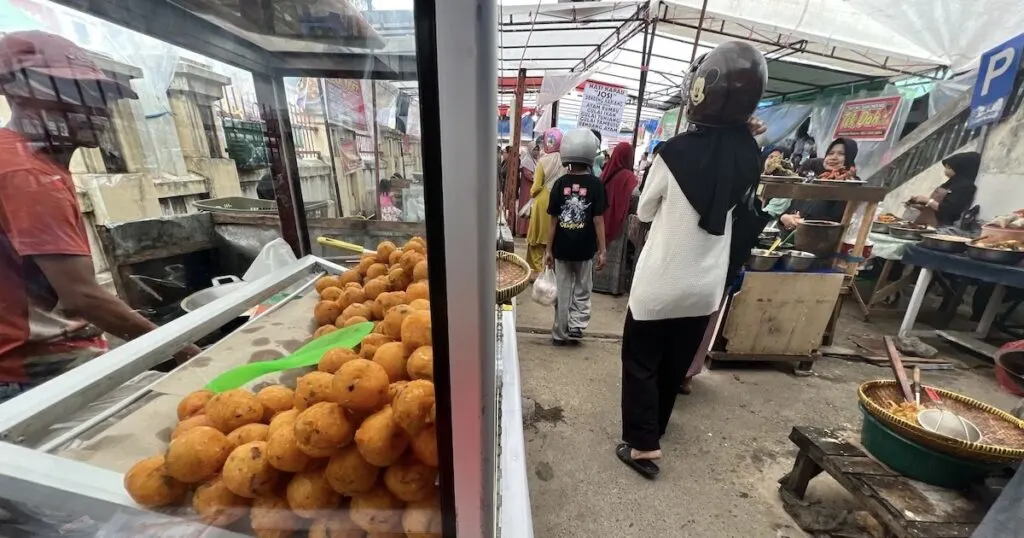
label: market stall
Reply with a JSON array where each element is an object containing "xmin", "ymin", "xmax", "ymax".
[{"xmin": 0, "ymin": 1, "xmax": 528, "ymax": 538}]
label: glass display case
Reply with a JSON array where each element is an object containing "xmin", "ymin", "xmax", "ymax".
[{"xmin": 0, "ymin": 0, "xmax": 528, "ymax": 536}]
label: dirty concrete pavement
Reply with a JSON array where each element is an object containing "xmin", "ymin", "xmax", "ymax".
[{"xmin": 514, "ymin": 286, "xmax": 1018, "ymax": 538}]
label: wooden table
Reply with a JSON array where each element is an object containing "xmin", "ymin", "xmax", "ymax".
[{"xmin": 779, "ymin": 426, "xmax": 987, "ymax": 538}]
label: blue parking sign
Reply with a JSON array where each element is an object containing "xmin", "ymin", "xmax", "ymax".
[{"xmin": 968, "ymin": 33, "xmax": 1024, "ymax": 129}]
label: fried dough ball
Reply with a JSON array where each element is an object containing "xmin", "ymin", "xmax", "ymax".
[
  {"xmin": 165, "ymin": 426, "xmax": 233, "ymax": 483},
  {"xmin": 373, "ymin": 342, "xmax": 410, "ymax": 383},
  {"xmin": 256, "ymin": 385, "xmax": 295, "ymax": 422},
  {"xmin": 310, "ymin": 515, "xmax": 365, "ymax": 538},
  {"xmin": 350, "ymin": 484, "xmax": 404, "ymax": 533},
  {"xmin": 410, "ymin": 425, "xmax": 438, "ymax": 467},
  {"xmin": 172, "ymin": 414, "xmax": 215, "ymax": 440},
  {"xmin": 334, "ymin": 359, "xmax": 390, "ymax": 412},
  {"xmin": 344, "ymin": 316, "xmax": 370, "ymax": 328},
  {"xmin": 355, "ymin": 406, "xmax": 409, "ymax": 467},
  {"xmin": 227, "ymin": 423, "xmax": 270, "ymax": 448},
  {"xmin": 357, "ymin": 256, "xmax": 377, "ymax": 276},
  {"xmin": 365, "ymin": 300, "xmax": 385, "ymax": 321},
  {"xmin": 319, "ymin": 348, "xmax": 360, "ymax": 374},
  {"xmin": 412, "ymin": 260, "xmax": 428, "ymax": 282},
  {"xmin": 363, "ymin": 276, "xmax": 389, "ymax": 300},
  {"xmin": 384, "ymin": 457, "xmax": 437, "ymax": 502},
  {"xmin": 401, "ymin": 310, "xmax": 432, "ymax": 353},
  {"xmin": 193, "ymin": 475, "xmax": 250, "ymax": 527},
  {"xmin": 375, "ymin": 291, "xmax": 407, "ymax": 313},
  {"xmin": 320, "ymin": 286, "xmax": 344, "ymax": 302},
  {"xmin": 250, "ymin": 494, "xmax": 297, "ymax": 536},
  {"xmin": 387, "ymin": 267, "xmax": 411, "ymax": 292},
  {"xmin": 294, "ymin": 372, "xmax": 336, "ymax": 411},
  {"xmin": 359, "ymin": 333, "xmax": 395, "ymax": 361},
  {"xmin": 399, "ymin": 250, "xmax": 425, "ymax": 275},
  {"xmin": 286, "ymin": 470, "xmax": 341, "ymax": 519},
  {"xmin": 266, "ymin": 425, "xmax": 312, "ymax": 473},
  {"xmin": 388, "ymin": 248, "xmax": 404, "ymax": 266},
  {"xmin": 205, "ymin": 389, "xmax": 264, "ymax": 433},
  {"xmin": 340, "ymin": 269, "xmax": 362, "ymax": 286},
  {"xmin": 388, "ymin": 381, "xmax": 409, "ymax": 404},
  {"xmin": 406, "ymin": 281, "xmax": 429, "ymax": 302},
  {"xmin": 316, "ymin": 276, "xmax": 343, "ymax": 294},
  {"xmin": 406, "ymin": 346, "xmax": 433, "ymax": 381},
  {"xmin": 366, "ymin": 263, "xmax": 389, "ymax": 280},
  {"xmin": 315, "ymin": 300, "xmax": 344, "ymax": 326},
  {"xmin": 338, "ymin": 287, "xmax": 367, "ymax": 310},
  {"xmin": 337, "ymin": 303, "xmax": 372, "ymax": 326},
  {"xmin": 376, "ymin": 241, "xmax": 397, "ymax": 264},
  {"xmin": 268, "ymin": 408, "xmax": 299, "ymax": 439},
  {"xmin": 324, "ymin": 445, "xmax": 380, "ymax": 496},
  {"xmin": 124, "ymin": 455, "xmax": 188, "ymax": 508},
  {"xmin": 295, "ymin": 402, "xmax": 354, "ymax": 458},
  {"xmin": 409, "ymin": 299, "xmax": 430, "ymax": 311},
  {"xmin": 381, "ymin": 305, "xmax": 413, "ymax": 340},
  {"xmin": 222, "ymin": 442, "xmax": 281, "ymax": 498},
  {"xmin": 314, "ymin": 325, "xmax": 339, "ymax": 339},
  {"xmin": 177, "ymin": 390, "xmax": 214, "ymax": 421},
  {"xmin": 393, "ymin": 380, "xmax": 435, "ymax": 436},
  {"xmin": 402, "ymin": 490, "xmax": 442, "ymax": 537}
]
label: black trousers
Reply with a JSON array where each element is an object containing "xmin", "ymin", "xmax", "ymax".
[{"xmin": 620, "ymin": 310, "xmax": 711, "ymax": 452}]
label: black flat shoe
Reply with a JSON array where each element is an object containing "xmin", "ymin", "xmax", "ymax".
[
  {"xmin": 616, "ymin": 443, "xmax": 659, "ymax": 479},
  {"xmin": 552, "ymin": 338, "xmax": 579, "ymax": 347}
]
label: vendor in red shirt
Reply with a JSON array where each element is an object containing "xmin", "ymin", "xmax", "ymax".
[{"xmin": 0, "ymin": 31, "xmax": 198, "ymax": 401}]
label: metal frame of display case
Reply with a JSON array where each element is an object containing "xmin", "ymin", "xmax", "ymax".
[{"xmin": 0, "ymin": 0, "xmax": 506, "ymax": 536}]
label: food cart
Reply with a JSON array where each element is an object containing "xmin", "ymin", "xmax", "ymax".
[
  {"xmin": 708, "ymin": 182, "xmax": 887, "ymax": 373},
  {"xmin": 0, "ymin": 1, "xmax": 529, "ymax": 536}
]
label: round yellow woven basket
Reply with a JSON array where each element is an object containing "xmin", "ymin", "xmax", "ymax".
[
  {"xmin": 496, "ymin": 251, "xmax": 531, "ymax": 304},
  {"xmin": 858, "ymin": 380, "xmax": 1024, "ymax": 464}
]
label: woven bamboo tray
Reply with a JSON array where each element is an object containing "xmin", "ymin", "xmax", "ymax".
[
  {"xmin": 858, "ymin": 380, "xmax": 1024, "ymax": 464},
  {"xmin": 496, "ymin": 251, "xmax": 530, "ymax": 304}
]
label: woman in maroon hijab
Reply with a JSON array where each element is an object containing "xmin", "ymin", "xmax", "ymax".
[{"xmin": 595, "ymin": 142, "xmax": 638, "ymax": 292}]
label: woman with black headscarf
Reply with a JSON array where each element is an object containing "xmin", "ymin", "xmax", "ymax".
[
  {"xmin": 907, "ymin": 152, "xmax": 981, "ymax": 226},
  {"xmin": 617, "ymin": 41, "xmax": 767, "ymax": 479},
  {"xmin": 779, "ymin": 137, "xmax": 859, "ymax": 230}
]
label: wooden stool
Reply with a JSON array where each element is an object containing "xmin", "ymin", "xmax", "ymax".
[{"xmin": 778, "ymin": 426, "xmax": 986, "ymax": 538}]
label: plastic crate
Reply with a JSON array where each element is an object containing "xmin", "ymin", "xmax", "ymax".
[{"xmin": 194, "ymin": 196, "xmax": 330, "ymax": 219}]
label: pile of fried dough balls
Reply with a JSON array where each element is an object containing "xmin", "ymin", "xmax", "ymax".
[{"xmin": 124, "ymin": 237, "xmax": 441, "ymax": 537}]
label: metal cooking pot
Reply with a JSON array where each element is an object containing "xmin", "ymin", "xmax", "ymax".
[
  {"xmin": 780, "ymin": 250, "xmax": 816, "ymax": 272},
  {"xmin": 965, "ymin": 245, "xmax": 1024, "ymax": 265},
  {"xmin": 870, "ymin": 221, "xmax": 890, "ymax": 234},
  {"xmin": 180, "ymin": 276, "xmax": 247, "ymax": 313},
  {"xmin": 795, "ymin": 220, "xmax": 842, "ymax": 260}
]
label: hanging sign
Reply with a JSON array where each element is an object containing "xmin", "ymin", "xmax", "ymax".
[
  {"xmin": 576, "ymin": 81, "xmax": 628, "ymax": 135},
  {"xmin": 967, "ymin": 33, "xmax": 1024, "ymax": 129},
  {"xmin": 324, "ymin": 79, "xmax": 369, "ymax": 134},
  {"xmin": 832, "ymin": 96, "xmax": 902, "ymax": 141},
  {"xmin": 339, "ymin": 141, "xmax": 362, "ymax": 173}
]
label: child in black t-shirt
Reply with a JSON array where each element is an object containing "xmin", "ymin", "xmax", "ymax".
[{"xmin": 544, "ymin": 129, "xmax": 607, "ymax": 345}]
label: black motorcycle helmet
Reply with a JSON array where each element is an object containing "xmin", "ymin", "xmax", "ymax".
[{"xmin": 684, "ymin": 41, "xmax": 767, "ymax": 127}]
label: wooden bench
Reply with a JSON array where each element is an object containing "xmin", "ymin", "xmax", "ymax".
[{"xmin": 778, "ymin": 426, "xmax": 987, "ymax": 538}]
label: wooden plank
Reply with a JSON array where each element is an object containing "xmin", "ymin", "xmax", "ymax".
[
  {"xmin": 789, "ymin": 427, "xmax": 863, "ymax": 457},
  {"xmin": 847, "ymin": 201, "xmax": 878, "ymax": 276},
  {"xmin": 708, "ymin": 351, "xmax": 819, "ymax": 363},
  {"xmin": 722, "ymin": 272, "xmax": 844, "ymax": 355},
  {"xmin": 761, "ymin": 182, "xmax": 888, "ymax": 202},
  {"xmin": 830, "ymin": 456, "xmax": 899, "ymax": 477},
  {"xmin": 860, "ymin": 475, "xmax": 986, "ymax": 525}
]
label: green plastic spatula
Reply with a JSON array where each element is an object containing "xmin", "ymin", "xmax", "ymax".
[{"xmin": 205, "ymin": 322, "xmax": 374, "ymax": 393}]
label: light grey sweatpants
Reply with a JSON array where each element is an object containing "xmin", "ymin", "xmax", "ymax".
[{"xmin": 552, "ymin": 259, "xmax": 593, "ymax": 341}]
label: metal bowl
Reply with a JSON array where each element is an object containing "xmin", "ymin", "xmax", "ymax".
[
  {"xmin": 889, "ymin": 225, "xmax": 928, "ymax": 241},
  {"xmin": 871, "ymin": 221, "xmax": 891, "ymax": 234},
  {"xmin": 920, "ymin": 234, "xmax": 970, "ymax": 253},
  {"xmin": 747, "ymin": 248, "xmax": 782, "ymax": 271},
  {"xmin": 917, "ymin": 409, "xmax": 983, "ymax": 443},
  {"xmin": 966, "ymin": 244, "xmax": 1024, "ymax": 264},
  {"xmin": 780, "ymin": 250, "xmax": 816, "ymax": 272}
]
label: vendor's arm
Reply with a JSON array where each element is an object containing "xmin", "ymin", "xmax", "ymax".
[
  {"xmin": 637, "ymin": 157, "xmax": 669, "ymax": 222},
  {"xmin": 593, "ymin": 185, "xmax": 609, "ymax": 269},
  {"xmin": 935, "ymin": 186, "xmax": 976, "ymax": 225},
  {"xmin": 530, "ymin": 161, "xmax": 546, "ymax": 198}
]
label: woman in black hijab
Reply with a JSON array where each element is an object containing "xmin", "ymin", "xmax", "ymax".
[
  {"xmin": 908, "ymin": 152, "xmax": 981, "ymax": 226},
  {"xmin": 618, "ymin": 41, "xmax": 767, "ymax": 479},
  {"xmin": 780, "ymin": 137, "xmax": 859, "ymax": 229}
]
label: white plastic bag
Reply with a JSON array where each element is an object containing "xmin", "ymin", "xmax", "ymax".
[
  {"xmin": 532, "ymin": 268, "xmax": 557, "ymax": 306},
  {"xmin": 243, "ymin": 238, "xmax": 298, "ymax": 281}
]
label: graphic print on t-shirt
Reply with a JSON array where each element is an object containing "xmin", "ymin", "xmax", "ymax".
[{"xmin": 558, "ymin": 184, "xmax": 591, "ymax": 230}]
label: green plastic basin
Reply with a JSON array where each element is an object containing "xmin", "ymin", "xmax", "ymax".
[{"xmin": 859, "ymin": 405, "xmax": 1004, "ymax": 488}]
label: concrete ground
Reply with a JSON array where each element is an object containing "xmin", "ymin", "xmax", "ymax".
[{"xmin": 514, "ymin": 274, "xmax": 1019, "ymax": 537}]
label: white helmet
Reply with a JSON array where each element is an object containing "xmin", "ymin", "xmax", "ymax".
[{"xmin": 560, "ymin": 128, "xmax": 600, "ymax": 167}]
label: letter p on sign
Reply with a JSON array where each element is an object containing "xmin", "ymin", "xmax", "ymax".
[{"xmin": 981, "ymin": 47, "xmax": 1016, "ymax": 97}]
